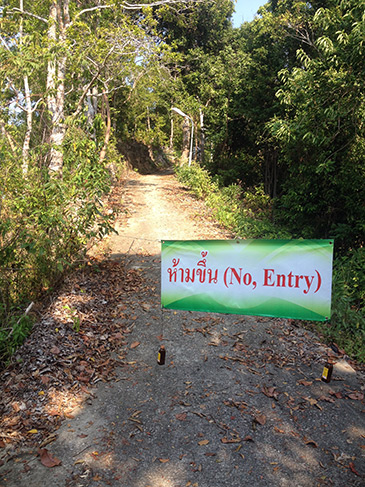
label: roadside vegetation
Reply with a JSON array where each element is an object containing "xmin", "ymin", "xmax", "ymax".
[
  {"xmin": 0, "ymin": 132, "xmax": 121, "ymax": 366},
  {"xmin": 176, "ymin": 162, "xmax": 364, "ymax": 363}
]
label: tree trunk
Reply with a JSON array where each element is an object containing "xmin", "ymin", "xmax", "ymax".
[
  {"xmin": 264, "ymin": 145, "xmax": 278, "ymax": 198},
  {"xmin": 146, "ymin": 106, "xmax": 151, "ymax": 131},
  {"xmin": 20, "ymin": 0, "xmax": 32, "ymax": 175},
  {"xmin": 181, "ymin": 116, "xmax": 190, "ymax": 163},
  {"xmin": 199, "ymin": 107, "xmax": 205, "ymax": 163},
  {"xmin": 22, "ymin": 75, "xmax": 32, "ymax": 175},
  {"xmin": 87, "ymin": 85, "xmax": 98, "ymax": 126},
  {"xmin": 46, "ymin": 1, "xmax": 69, "ymax": 177},
  {"xmin": 170, "ymin": 116, "xmax": 174, "ymax": 148},
  {"xmin": 99, "ymin": 91, "xmax": 111, "ymax": 164}
]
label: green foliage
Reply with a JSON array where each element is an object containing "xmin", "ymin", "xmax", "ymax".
[
  {"xmin": 176, "ymin": 162, "xmax": 218, "ymax": 199},
  {"xmin": 269, "ymin": 0, "xmax": 365, "ymax": 248},
  {"xmin": 321, "ymin": 248, "xmax": 365, "ymax": 362},
  {"xmin": 0, "ymin": 310, "xmax": 34, "ymax": 365},
  {"xmin": 175, "ymin": 162, "xmax": 291, "ymax": 239},
  {"xmin": 0, "ymin": 0, "xmax": 363, "ymax": 366},
  {"xmin": 0, "ymin": 127, "xmax": 116, "ymax": 366},
  {"xmin": 63, "ymin": 305, "xmax": 81, "ymax": 332}
]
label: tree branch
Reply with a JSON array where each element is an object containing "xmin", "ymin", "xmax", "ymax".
[
  {"xmin": 71, "ymin": 0, "xmax": 205, "ymax": 25},
  {"xmin": 7, "ymin": 8, "xmax": 48, "ymax": 23},
  {"xmin": 99, "ymin": 90, "xmax": 111, "ymax": 164},
  {"xmin": 0, "ymin": 119, "xmax": 18, "ymax": 155},
  {"xmin": 71, "ymin": 45, "xmax": 116, "ymax": 120}
]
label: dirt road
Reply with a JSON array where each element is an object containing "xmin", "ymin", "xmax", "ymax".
[
  {"xmin": 1, "ymin": 170, "xmax": 364, "ymax": 486},
  {"xmin": 108, "ymin": 170, "xmax": 230, "ymax": 257}
]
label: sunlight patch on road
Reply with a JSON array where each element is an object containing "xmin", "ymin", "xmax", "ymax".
[{"xmin": 137, "ymin": 461, "xmax": 187, "ymax": 487}]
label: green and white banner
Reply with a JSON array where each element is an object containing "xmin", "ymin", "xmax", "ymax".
[{"xmin": 161, "ymin": 240, "xmax": 334, "ymax": 321}]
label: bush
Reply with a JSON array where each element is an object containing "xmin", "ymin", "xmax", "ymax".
[
  {"xmin": 0, "ymin": 130, "xmax": 118, "ymax": 367},
  {"xmin": 176, "ymin": 163, "xmax": 218, "ymax": 199},
  {"xmin": 326, "ymin": 248, "xmax": 365, "ymax": 362},
  {"xmin": 176, "ymin": 162, "xmax": 290, "ymax": 239}
]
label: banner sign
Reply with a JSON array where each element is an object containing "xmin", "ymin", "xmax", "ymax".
[{"xmin": 161, "ymin": 240, "xmax": 334, "ymax": 321}]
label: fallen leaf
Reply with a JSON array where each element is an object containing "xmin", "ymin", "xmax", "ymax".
[
  {"xmin": 274, "ymin": 426, "xmax": 285, "ymax": 434},
  {"xmin": 159, "ymin": 458, "xmax": 169, "ymax": 463},
  {"xmin": 305, "ymin": 396, "xmax": 319, "ymax": 407},
  {"xmin": 318, "ymin": 395, "xmax": 335, "ymax": 403},
  {"xmin": 130, "ymin": 341, "xmax": 140, "ymax": 349},
  {"xmin": 297, "ymin": 379, "xmax": 313, "ymax": 386},
  {"xmin": 347, "ymin": 392, "xmax": 364, "ymax": 401},
  {"xmin": 38, "ymin": 448, "xmax": 62, "ymax": 468},
  {"xmin": 221, "ymin": 437, "xmax": 241, "ymax": 444},
  {"xmin": 243, "ymin": 435, "xmax": 254, "ymax": 442},
  {"xmin": 40, "ymin": 434, "xmax": 58, "ymax": 448},
  {"xmin": 329, "ymin": 390, "xmax": 343, "ymax": 399},
  {"xmin": 111, "ymin": 332, "xmax": 124, "ymax": 341},
  {"xmin": 254, "ymin": 414, "xmax": 267, "ymax": 426},
  {"xmin": 175, "ymin": 413, "xmax": 187, "ymax": 421},
  {"xmin": 333, "ymin": 452, "xmax": 353, "ymax": 464},
  {"xmin": 28, "ymin": 429, "xmax": 38, "ymax": 434},
  {"xmin": 50, "ymin": 346, "xmax": 60, "ymax": 355},
  {"xmin": 48, "ymin": 409, "xmax": 62, "ymax": 417},
  {"xmin": 198, "ymin": 439, "xmax": 209, "ymax": 446},
  {"xmin": 305, "ymin": 439, "xmax": 318, "ymax": 448},
  {"xmin": 349, "ymin": 462, "xmax": 360, "ymax": 476},
  {"xmin": 262, "ymin": 386, "xmax": 279, "ymax": 400}
]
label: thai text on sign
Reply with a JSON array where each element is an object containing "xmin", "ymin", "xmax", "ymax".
[{"xmin": 161, "ymin": 240, "xmax": 334, "ymax": 321}]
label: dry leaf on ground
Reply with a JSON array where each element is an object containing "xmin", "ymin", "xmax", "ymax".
[{"xmin": 38, "ymin": 448, "xmax": 62, "ymax": 468}]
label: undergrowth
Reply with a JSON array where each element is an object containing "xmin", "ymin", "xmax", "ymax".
[
  {"xmin": 0, "ymin": 130, "xmax": 123, "ymax": 367},
  {"xmin": 175, "ymin": 162, "xmax": 365, "ymax": 363},
  {"xmin": 176, "ymin": 162, "xmax": 291, "ymax": 239}
]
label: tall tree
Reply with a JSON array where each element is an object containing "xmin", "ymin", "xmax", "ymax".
[
  {"xmin": 151, "ymin": 0, "xmax": 235, "ymax": 162},
  {"xmin": 269, "ymin": 0, "xmax": 364, "ymax": 246},
  {"xmin": 1, "ymin": 0, "xmax": 204, "ymax": 176}
]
